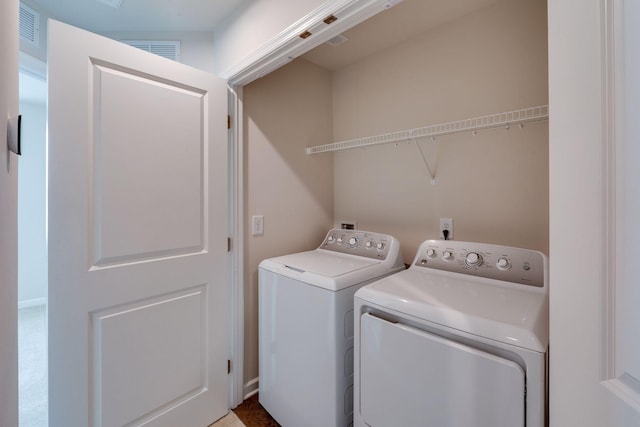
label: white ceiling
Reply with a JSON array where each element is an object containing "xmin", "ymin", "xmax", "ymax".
[
  {"xmin": 20, "ymin": 0, "xmax": 250, "ymax": 105},
  {"xmin": 26, "ymin": 0, "xmax": 499, "ymax": 57},
  {"xmin": 302, "ymin": 0, "xmax": 498, "ymax": 71},
  {"xmin": 19, "ymin": 0, "xmax": 499, "ymax": 93},
  {"xmin": 27, "ymin": 0, "xmax": 252, "ymax": 32}
]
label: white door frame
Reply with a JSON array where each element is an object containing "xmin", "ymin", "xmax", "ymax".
[
  {"xmin": 224, "ymin": 0, "xmax": 392, "ymax": 405},
  {"xmin": 601, "ymin": 0, "xmax": 640, "ymax": 414},
  {"xmin": 227, "ymin": 83, "xmax": 245, "ymax": 407}
]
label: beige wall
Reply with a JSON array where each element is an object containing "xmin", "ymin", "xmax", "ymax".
[
  {"xmin": 332, "ymin": 0, "xmax": 549, "ymax": 262},
  {"xmin": 243, "ymin": 58, "xmax": 334, "ymax": 386},
  {"xmin": 242, "ymin": 0, "xmax": 548, "ymax": 390}
]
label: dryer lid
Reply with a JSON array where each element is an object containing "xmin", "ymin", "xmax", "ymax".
[{"xmin": 355, "ymin": 267, "xmax": 549, "ymax": 352}]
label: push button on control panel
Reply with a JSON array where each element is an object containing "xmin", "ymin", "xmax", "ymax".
[{"xmin": 496, "ymin": 257, "xmax": 511, "ymax": 270}]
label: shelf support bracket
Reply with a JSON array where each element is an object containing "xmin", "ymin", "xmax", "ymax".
[{"xmin": 412, "ymin": 135, "xmax": 436, "ymax": 185}]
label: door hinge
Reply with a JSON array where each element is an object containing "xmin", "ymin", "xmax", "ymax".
[
  {"xmin": 227, "ymin": 237, "xmax": 232, "ymax": 252},
  {"xmin": 227, "ymin": 115, "xmax": 231, "ymax": 130},
  {"xmin": 227, "ymin": 359, "xmax": 232, "ymax": 374}
]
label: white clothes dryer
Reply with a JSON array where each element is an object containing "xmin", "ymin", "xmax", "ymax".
[
  {"xmin": 354, "ymin": 239, "xmax": 549, "ymax": 427},
  {"xmin": 259, "ymin": 229, "xmax": 404, "ymax": 427}
]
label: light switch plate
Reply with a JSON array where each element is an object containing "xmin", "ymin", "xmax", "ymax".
[{"xmin": 252, "ymin": 215, "xmax": 264, "ymax": 236}]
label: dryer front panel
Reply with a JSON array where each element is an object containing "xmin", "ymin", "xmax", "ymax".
[{"xmin": 359, "ymin": 313, "xmax": 525, "ymax": 427}]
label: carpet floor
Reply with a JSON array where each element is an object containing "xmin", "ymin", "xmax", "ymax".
[{"xmin": 18, "ymin": 304, "xmax": 48, "ymax": 427}]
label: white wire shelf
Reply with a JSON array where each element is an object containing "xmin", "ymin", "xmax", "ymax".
[{"xmin": 305, "ymin": 105, "xmax": 549, "ymax": 155}]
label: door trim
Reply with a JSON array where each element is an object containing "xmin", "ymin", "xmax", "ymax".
[
  {"xmin": 228, "ymin": 84, "xmax": 245, "ymax": 407},
  {"xmin": 601, "ymin": 0, "xmax": 640, "ymax": 411},
  {"xmin": 223, "ymin": 0, "xmax": 387, "ymax": 86},
  {"xmin": 225, "ymin": 0, "xmax": 390, "ymax": 406}
]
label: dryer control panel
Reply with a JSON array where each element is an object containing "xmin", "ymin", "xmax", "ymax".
[
  {"xmin": 413, "ymin": 240, "xmax": 547, "ymax": 288},
  {"xmin": 320, "ymin": 229, "xmax": 397, "ymax": 261}
]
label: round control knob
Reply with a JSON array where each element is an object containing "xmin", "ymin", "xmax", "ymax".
[
  {"xmin": 365, "ymin": 241, "xmax": 373, "ymax": 249},
  {"xmin": 348, "ymin": 237, "xmax": 358, "ymax": 248},
  {"xmin": 327, "ymin": 236, "xmax": 335, "ymax": 244},
  {"xmin": 442, "ymin": 250, "xmax": 453, "ymax": 261},
  {"xmin": 465, "ymin": 252, "xmax": 483, "ymax": 267},
  {"xmin": 427, "ymin": 249, "xmax": 437, "ymax": 258},
  {"xmin": 336, "ymin": 237, "xmax": 343, "ymax": 245},
  {"xmin": 376, "ymin": 242, "xmax": 385, "ymax": 251},
  {"xmin": 496, "ymin": 257, "xmax": 511, "ymax": 270}
]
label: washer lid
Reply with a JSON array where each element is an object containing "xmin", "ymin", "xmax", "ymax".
[
  {"xmin": 259, "ymin": 250, "xmax": 400, "ymax": 291},
  {"xmin": 270, "ymin": 250, "xmax": 377, "ymax": 276},
  {"xmin": 355, "ymin": 268, "xmax": 549, "ymax": 352}
]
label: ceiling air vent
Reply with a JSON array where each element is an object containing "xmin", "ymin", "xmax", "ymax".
[
  {"xmin": 19, "ymin": 2, "xmax": 39, "ymax": 46},
  {"xmin": 122, "ymin": 40, "xmax": 181, "ymax": 62},
  {"xmin": 326, "ymin": 34, "xmax": 349, "ymax": 47}
]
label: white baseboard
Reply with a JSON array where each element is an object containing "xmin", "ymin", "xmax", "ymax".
[
  {"xmin": 18, "ymin": 297, "xmax": 46, "ymax": 309},
  {"xmin": 243, "ymin": 377, "xmax": 259, "ymax": 400}
]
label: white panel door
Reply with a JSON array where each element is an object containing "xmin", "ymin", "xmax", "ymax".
[
  {"xmin": 48, "ymin": 20, "xmax": 228, "ymax": 427},
  {"xmin": 548, "ymin": 0, "xmax": 640, "ymax": 425}
]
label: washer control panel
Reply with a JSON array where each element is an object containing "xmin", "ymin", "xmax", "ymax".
[
  {"xmin": 321, "ymin": 229, "xmax": 395, "ymax": 260},
  {"xmin": 414, "ymin": 240, "xmax": 546, "ymax": 288}
]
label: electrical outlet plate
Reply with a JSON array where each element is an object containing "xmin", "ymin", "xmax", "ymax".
[{"xmin": 439, "ymin": 218, "xmax": 453, "ymax": 240}]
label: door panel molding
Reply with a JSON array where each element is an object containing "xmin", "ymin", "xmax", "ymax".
[
  {"xmin": 89, "ymin": 60, "xmax": 207, "ymax": 267},
  {"xmin": 90, "ymin": 286, "xmax": 208, "ymax": 426}
]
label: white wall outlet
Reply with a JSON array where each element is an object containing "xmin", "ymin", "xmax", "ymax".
[
  {"xmin": 439, "ymin": 218, "xmax": 453, "ymax": 240},
  {"xmin": 252, "ymin": 215, "xmax": 264, "ymax": 236}
]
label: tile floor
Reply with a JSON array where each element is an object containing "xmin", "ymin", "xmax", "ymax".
[
  {"xmin": 232, "ymin": 394, "xmax": 280, "ymax": 427},
  {"xmin": 210, "ymin": 411, "xmax": 246, "ymax": 427}
]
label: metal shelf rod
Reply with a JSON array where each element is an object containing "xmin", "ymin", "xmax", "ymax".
[{"xmin": 305, "ymin": 105, "xmax": 549, "ymax": 155}]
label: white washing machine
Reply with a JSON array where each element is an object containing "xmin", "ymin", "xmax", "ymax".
[
  {"xmin": 354, "ymin": 239, "xmax": 549, "ymax": 427},
  {"xmin": 259, "ymin": 229, "xmax": 404, "ymax": 427}
]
